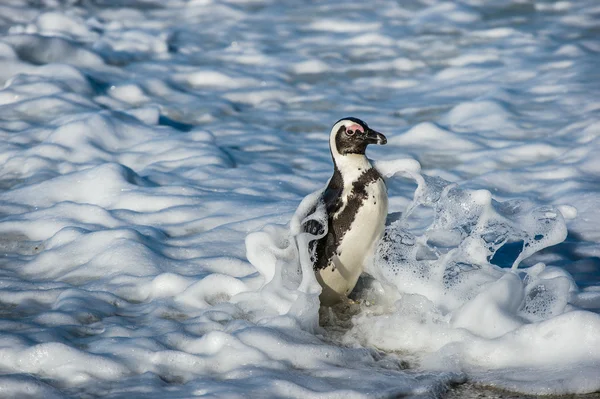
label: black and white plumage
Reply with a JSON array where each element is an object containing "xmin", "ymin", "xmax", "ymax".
[{"xmin": 305, "ymin": 117, "xmax": 388, "ymax": 306}]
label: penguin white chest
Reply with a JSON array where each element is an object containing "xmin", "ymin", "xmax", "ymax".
[{"xmin": 317, "ymin": 178, "xmax": 388, "ymax": 304}]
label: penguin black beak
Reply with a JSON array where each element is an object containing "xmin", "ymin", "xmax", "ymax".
[{"xmin": 364, "ymin": 128, "xmax": 387, "ymax": 145}]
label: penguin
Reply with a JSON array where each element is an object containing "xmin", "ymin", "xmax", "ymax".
[{"xmin": 304, "ymin": 117, "xmax": 388, "ymax": 306}]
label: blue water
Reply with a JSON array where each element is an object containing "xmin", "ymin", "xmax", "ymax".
[{"xmin": 0, "ymin": 0, "xmax": 599, "ymax": 397}]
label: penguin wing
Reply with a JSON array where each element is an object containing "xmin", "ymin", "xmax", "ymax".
[
  {"xmin": 302, "ymin": 205, "xmax": 326, "ymax": 269},
  {"xmin": 303, "ymin": 217, "xmax": 324, "ymax": 236},
  {"xmin": 322, "ymin": 185, "xmax": 342, "ymax": 215},
  {"xmin": 301, "ymin": 186, "xmax": 340, "ymax": 236},
  {"xmin": 303, "ymin": 186, "xmax": 341, "ymax": 270},
  {"xmin": 307, "ymin": 219, "xmax": 336, "ymax": 270}
]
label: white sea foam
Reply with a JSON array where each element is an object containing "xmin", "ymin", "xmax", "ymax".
[
  {"xmin": 0, "ymin": 0, "xmax": 599, "ymax": 397},
  {"xmin": 341, "ymin": 168, "xmax": 600, "ymax": 394}
]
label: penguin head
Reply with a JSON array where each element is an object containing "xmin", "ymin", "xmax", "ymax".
[{"xmin": 330, "ymin": 117, "xmax": 387, "ymax": 156}]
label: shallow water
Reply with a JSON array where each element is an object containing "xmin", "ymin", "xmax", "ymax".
[{"xmin": 0, "ymin": 0, "xmax": 599, "ymax": 397}]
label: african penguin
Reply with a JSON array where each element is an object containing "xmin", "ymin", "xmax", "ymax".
[{"xmin": 305, "ymin": 117, "xmax": 388, "ymax": 306}]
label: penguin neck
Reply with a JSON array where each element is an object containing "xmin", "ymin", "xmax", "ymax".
[{"xmin": 331, "ymin": 153, "xmax": 373, "ymax": 187}]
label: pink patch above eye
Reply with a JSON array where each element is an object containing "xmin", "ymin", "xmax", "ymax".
[{"xmin": 348, "ymin": 124, "xmax": 364, "ymax": 133}]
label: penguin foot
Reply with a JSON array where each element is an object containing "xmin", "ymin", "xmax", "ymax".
[{"xmin": 318, "ymin": 297, "xmax": 361, "ymax": 330}]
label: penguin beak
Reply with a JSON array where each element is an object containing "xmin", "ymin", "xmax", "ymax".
[{"xmin": 364, "ymin": 128, "xmax": 387, "ymax": 145}]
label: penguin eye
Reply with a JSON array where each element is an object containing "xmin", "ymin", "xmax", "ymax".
[{"xmin": 345, "ymin": 129, "xmax": 355, "ymax": 136}]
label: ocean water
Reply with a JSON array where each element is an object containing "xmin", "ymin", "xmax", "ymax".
[{"xmin": 0, "ymin": 0, "xmax": 599, "ymax": 398}]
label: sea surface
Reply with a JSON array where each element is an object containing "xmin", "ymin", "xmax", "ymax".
[{"xmin": 0, "ymin": 0, "xmax": 599, "ymax": 398}]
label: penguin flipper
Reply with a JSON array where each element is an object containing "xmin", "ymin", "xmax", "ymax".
[
  {"xmin": 302, "ymin": 185, "xmax": 339, "ymax": 238},
  {"xmin": 302, "ymin": 185, "xmax": 341, "ymax": 270},
  {"xmin": 303, "ymin": 217, "xmax": 325, "ymax": 237},
  {"xmin": 323, "ymin": 228, "xmax": 337, "ymax": 260}
]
